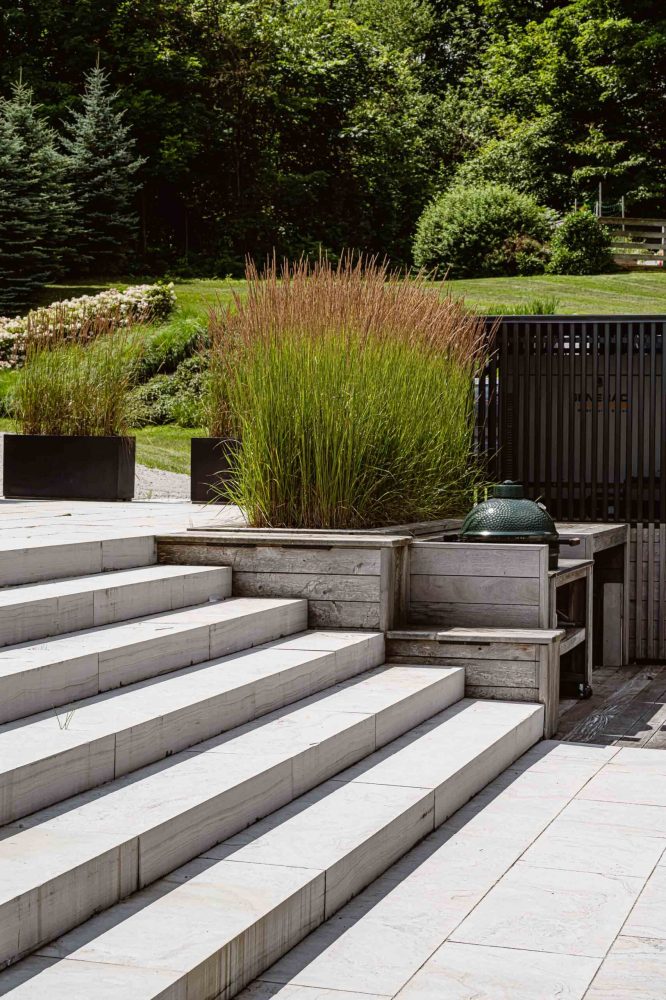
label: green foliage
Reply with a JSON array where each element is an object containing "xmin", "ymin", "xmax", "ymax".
[
  {"xmin": 10, "ymin": 331, "xmax": 143, "ymax": 436},
  {"xmin": 413, "ymin": 184, "xmax": 552, "ymax": 278},
  {"xmin": 226, "ymin": 331, "xmax": 479, "ymax": 528},
  {"xmin": 136, "ymin": 315, "xmax": 203, "ymax": 380},
  {"xmin": 547, "ymin": 208, "xmax": 613, "ymax": 275},
  {"xmin": 0, "ymin": 80, "xmax": 73, "ymax": 315},
  {"xmin": 61, "ymin": 65, "xmax": 144, "ymax": 273},
  {"xmin": 129, "ymin": 355, "xmax": 206, "ymax": 427},
  {"xmin": 1, "ymin": 1, "xmax": 664, "ymax": 270},
  {"xmin": 213, "ymin": 257, "xmax": 485, "ymax": 527}
]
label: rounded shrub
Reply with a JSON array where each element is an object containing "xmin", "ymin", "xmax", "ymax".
[
  {"xmin": 547, "ymin": 208, "xmax": 613, "ymax": 275},
  {"xmin": 412, "ymin": 183, "xmax": 552, "ymax": 278}
]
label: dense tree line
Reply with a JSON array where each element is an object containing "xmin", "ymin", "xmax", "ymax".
[{"xmin": 1, "ymin": 0, "xmax": 664, "ymax": 276}]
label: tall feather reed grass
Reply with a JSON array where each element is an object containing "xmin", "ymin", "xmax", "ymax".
[
  {"xmin": 10, "ymin": 318, "xmax": 144, "ymax": 437},
  {"xmin": 208, "ymin": 256, "xmax": 487, "ymax": 528}
]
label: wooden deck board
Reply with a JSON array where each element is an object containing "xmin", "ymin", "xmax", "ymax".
[{"xmin": 557, "ymin": 665, "xmax": 666, "ymax": 747}]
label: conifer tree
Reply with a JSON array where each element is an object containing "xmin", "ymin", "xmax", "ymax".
[
  {"xmin": 62, "ymin": 65, "xmax": 145, "ymax": 273},
  {"xmin": 0, "ymin": 79, "xmax": 71, "ymax": 315}
]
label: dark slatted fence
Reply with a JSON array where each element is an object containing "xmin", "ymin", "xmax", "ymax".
[{"xmin": 476, "ymin": 315, "xmax": 666, "ymax": 661}]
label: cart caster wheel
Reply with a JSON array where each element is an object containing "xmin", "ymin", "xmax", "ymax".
[{"xmin": 578, "ymin": 683, "xmax": 593, "ymax": 700}]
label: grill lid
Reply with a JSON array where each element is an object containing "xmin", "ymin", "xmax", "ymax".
[{"xmin": 461, "ymin": 481, "xmax": 558, "ymax": 541}]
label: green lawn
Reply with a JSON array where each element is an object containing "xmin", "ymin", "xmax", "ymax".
[
  {"xmin": 44, "ymin": 271, "xmax": 666, "ymax": 318},
  {"xmin": 134, "ymin": 424, "xmax": 204, "ymax": 475},
  {"xmin": 443, "ymin": 272, "xmax": 666, "ymax": 314}
]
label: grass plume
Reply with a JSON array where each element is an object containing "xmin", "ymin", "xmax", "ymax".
[{"xmin": 209, "ymin": 256, "xmax": 487, "ymax": 528}]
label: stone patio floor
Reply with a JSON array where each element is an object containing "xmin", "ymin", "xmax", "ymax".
[
  {"xmin": 249, "ymin": 740, "xmax": 666, "ymax": 1000},
  {"xmin": 0, "ymin": 497, "xmax": 242, "ymax": 546}
]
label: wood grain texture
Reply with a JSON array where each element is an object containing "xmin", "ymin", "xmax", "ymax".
[
  {"xmin": 465, "ymin": 684, "xmax": 539, "ymax": 702},
  {"xmin": 158, "ymin": 542, "xmax": 381, "ymax": 575},
  {"xmin": 409, "ymin": 543, "xmax": 543, "ymax": 578},
  {"xmin": 307, "ymin": 600, "xmax": 381, "ymax": 629},
  {"xmin": 410, "ymin": 575, "xmax": 540, "ymax": 606},
  {"xmin": 386, "ymin": 637, "xmax": 538, "ymax": 661},
  {"xmin": 408, "ymin": 602, "xmax": 541, "ymax": 628},
  {"xmin": 231, "ymin": 571, "xmax": 380, "ymax": 603}
]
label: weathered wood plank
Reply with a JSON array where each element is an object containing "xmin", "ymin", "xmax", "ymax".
[
  {"xmin": 232, "ymin": 571, "xmax": 380, "ymax": 602},
  {"xmin": 465, "ymin": 684, "xmax": 539, "ymax": 702},
  {"xmin": 408, "ymin": 602, "xmax": 541, "ymax": 628},
  {"xmin": 307, "ymin": 600, "xmax": 381, "ymax": 629},
  {"xmin": 410, "ymin": 574, "xmax": 540, "ymax": 606},
  {"xmin": 158, "ymin": 542, "xmax": 381, "ymax": 575},
  {"xmin": 385, "ymin": 637, "xmax": 537, "ymax": 661},
  {"xmin": 463, "ymin": 659, "xmax": 537, "ymax": 688},
  {"xmin": 409, "ymin": 543, "xmax": 542, "ymax": 578},
  {"xmin": 160, "ymin": 530, "xmax": 410, "ymax": 548}
]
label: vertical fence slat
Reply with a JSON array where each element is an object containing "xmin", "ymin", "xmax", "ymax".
[
  {"xmin": 636, "ymin": 524, "xmax": 644, "ymax": 661},
  {"xmin": 579, "ymin": 322, "xmax": 588, "ymax": 521},
  {"xmin": 591, "ymin": 323, "xmax": 599, "ymax": 522},
  {"xmin": 648, "ymin": 322, "xmax": 657, "ymax": 525},
  {"xmin": 638, "ymin": 321, "xmax": 645, "ymax": 523},
  {"xmin": 614, "ymin": 323, "xmax": 622, "ymax": 520},
  {"xmin": 602, "ymin": 321, "xmax": 611, "ymax": 518},
  {"xmin": 657, "ymin": 524, "xmax": 666, "ymax": 660}
]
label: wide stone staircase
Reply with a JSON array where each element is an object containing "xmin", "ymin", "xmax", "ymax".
[{"xmin": 0, "ymin": 534, "xmax": 544, "ymax": 998}]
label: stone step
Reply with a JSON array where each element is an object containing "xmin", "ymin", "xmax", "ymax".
[
  {"xmin": 0, "ymin": 535, "xmax": 157, "ymax": 588},
  {"xmin": 0, "ymin": 564, "xmax": 232, "ymax": 647},
  {"xmin": 0, "ymin": 630, "xmax": 385, "ymax": 824},
  {"xmin": 0, "ymin": 597, "xmax": 309, "ymax": 724},
  {"xmin": 0, "ymin": 699, "xmax": 544, "ymax": 998},
  {"xmin": 0, "ymin": 664, "xmax": 466, "ymax": 969},
  {"xmin": 240, "ymin": 740, "xmax": 612, "ymax": 1000}
]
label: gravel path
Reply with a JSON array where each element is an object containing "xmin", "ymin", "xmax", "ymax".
[{"xmin": 135, "ymin": 463, "xmax": 190, "ymax": 500}]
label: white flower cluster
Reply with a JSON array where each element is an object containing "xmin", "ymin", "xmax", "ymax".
[{"xmin": 0, "ymin": 283, "xmax": 177, "ymax": 369}]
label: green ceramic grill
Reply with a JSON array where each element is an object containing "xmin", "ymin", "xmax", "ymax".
[{"xmin": 461, "ymin": 481, "xmax": 561, "ymax": 568}]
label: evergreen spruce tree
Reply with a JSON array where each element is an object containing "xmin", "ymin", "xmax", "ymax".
[
  {"xmin": 62, "ymin": 65, "xmax": 145, "ymax": 274},
  {"xmin": 0, "ymin": 79, "xmax": 72, "ymax": 315}
]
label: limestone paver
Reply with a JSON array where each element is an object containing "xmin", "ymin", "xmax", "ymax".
[
  {"xmin": 450, "ymin": 862, "xmax": 642, "ymax": 958},
  {"xmin": 584, "ymin": 936, "xmax": 666, "ymax": 1000},
  {"xmin": 244, "ymin": 988, "xmax": 391, "ymax": 1000},
  {"xmin": 520, "ymin": 815, "xmax": 666, "ymax": 877},
  {"xmin": 578, "ymin": 765, "xmax": 666, "ymax": 808},
  {"xmin": 558, "ymin": 797, "xmax": 666, "ymax": 838},
  {"xmin": 622, "ymin": 865, "xmax": 666, "ymax": 940},
  {"xmin": 394, "ymin": 942, "xmax": 600, "ymax": 1000}
]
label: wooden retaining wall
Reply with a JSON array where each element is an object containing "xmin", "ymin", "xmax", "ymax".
[
  {"xmin": 407, "ymin": 542, "xmax": 550, "ymax": 629},
  {"xmin": 157, "ymin": 530, "xmax": 410, "ymax": 631}
]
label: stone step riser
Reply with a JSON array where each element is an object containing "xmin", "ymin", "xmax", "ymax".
[
  {"xmin": 0, "ymin": 599, "xmax": 310, "ymax": 725},
  {"xmin": 0, "ymin": 668, "xmax": 465, "ymax": 969},
  {"xmin": 0, "ymin": 565, "xmax": 232, "ymax": 648},
  {"xmin": 0, "ymin": 633, "xmax": 385, "ymax": 825},
  {"xmin": 0, "ymin": 701, "xmax": 544, "ymax": 998},
  {"xmin": 0, "ymin": 536, "xmax": 156, "ymax": 589}
]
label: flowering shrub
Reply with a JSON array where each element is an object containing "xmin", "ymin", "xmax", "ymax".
[{"xmin": 0, "ymin": 283, "xmax": 176, "ymax": 368}]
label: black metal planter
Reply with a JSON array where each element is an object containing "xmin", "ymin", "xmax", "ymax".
[
  {"xmin": 190, "ymin": 437, "xmax": 240, "ymax": 503},
  {"xmin": 3, "ymin": 435, "xmax": 135, "ymax": 501}
]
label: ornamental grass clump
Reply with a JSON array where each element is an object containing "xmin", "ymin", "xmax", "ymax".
[
  {"xmin": 209, "ymin": 257, "xmax": 486, "ymax": 528},
  {"xmin": 10, "ymin": 321, "xmax": 144, "ymax": 437}
]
